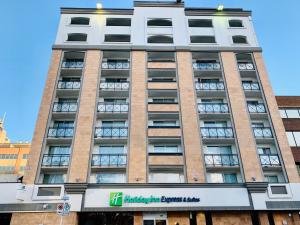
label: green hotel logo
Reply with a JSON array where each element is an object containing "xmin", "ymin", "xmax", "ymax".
[{"xmin": 109, "ymin": 192, "xmax": 123, "ymax": 206}]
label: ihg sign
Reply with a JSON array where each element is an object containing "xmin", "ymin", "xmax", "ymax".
[{"xmin": 109, "ymin": 192, "xmax": 200, "ymax": 207}]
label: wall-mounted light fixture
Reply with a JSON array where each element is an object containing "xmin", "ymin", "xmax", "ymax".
[
  {"xmin": 96, "ymin": 3, "xmax": 103, "ymax": 9},
  {"xmin": 217, "ymin": 4, "xmax": 224, "ymax": 11}
]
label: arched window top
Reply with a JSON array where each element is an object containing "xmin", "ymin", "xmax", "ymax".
[
  {"xmin": 147, "ymin": 18, "xmax": 172, "ymax": 27},
  {"xmin": 67, "ymin": 33, "xmax": 87, "ymax": 42},
  {"xmin": 147, "ymin": 35, "xmax": 174, "ymax": 44},
  {"xmin": 70, "ymin": 17, "xmax": 90, "ymax": 25},
  {"xmin": 229, "ymin": 19, "xmax": 243, "ymax": 28},
  {"xmin": 232, "ymin": 35, "xmax": 247, "ymax": 44}
]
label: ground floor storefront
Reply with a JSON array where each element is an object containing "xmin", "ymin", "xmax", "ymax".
[{"xmin": 7, "ymin": 211, "xmax": 300, "ymax": 225}]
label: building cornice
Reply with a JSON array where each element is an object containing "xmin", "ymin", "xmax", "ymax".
[
  {"xmin": 60, "ymin": 8, "xmax": 134, "ymax": 15},
  {"xmin": 185, "ymin": 8, "xmax": 252, "ymax": 17},
  {"xmin": 134, "ymin": 1, "xmax": 184, "ymax": 8}
]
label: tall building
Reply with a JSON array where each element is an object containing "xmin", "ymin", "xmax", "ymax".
[
  {"xmin": 1, "ymin": 1, "xmax": 300, "ymax": 225},
  {"xmin": 0, "ymin": 118, "xmax": 30, "ymax": 182},
  {"xmin": 276, "ymin": 96, "xmax": 300, "ymax": 176}
]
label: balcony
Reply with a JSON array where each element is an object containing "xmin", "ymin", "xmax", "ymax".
[
  {"xmin": 198, "ymin": 103, "xmax": 229, "ymax": 114},
  {"xmin": 99, "ymin": 82, "xmax": 129, "ymax": 91},
  {"xmin": 94, "ymin": 127, "xmax": 128, "ymax": 138},
  {"xmin": 205, "ymin": 154, "xmax": 239, "ymax": 167},
  {"xmin": 61, "ymin": 60, "xmax": 84, "ymax": 69},
  {"xmin": 253, "ymin": 127, "xmax": 273, "ymax": 138},
  {"xmin": 91, "ymin": 154, "xmax": 127, "ymax": 167},
  {"xmin": 97, "ymin": 102, "xmax": 129, "ymax": 113},
  {"xmin": 41, "ymin": 154, "xmax": 70, "ymax": 167},
  {"xmin": 195, "ymin": 82, "xmax": 225, "ymax": 91},
  {"xmin": 101, "ymin": 61, "xmax": 130, "ymax": 70},
  {"xmin": 47, "ymin": 127, "xmax": 74, "ymax": 138},
  {"xmin": 53, "ymin": 102, "xmax": 78, "ymax": 113},
  {"xmin": 57, "ymin": 81, "xmax": 81, "ymax": 90},
  {"xmin": 247, "ymin": 104, "xmax": 266, "ymax": 113},
  {"xmin": 193, "ymin": 62, "xmax": 221, "ymax": 71},
  {"xmin": 201, "ymin": 127, "xmax": 234, "ymax": 139},
  {"xmin": 242, "ymin": 82, "xmax": 260, "ymax": 91},
  {"xmin": 259, "ymin": 154, "xmax": 281, "ymax": 167}
]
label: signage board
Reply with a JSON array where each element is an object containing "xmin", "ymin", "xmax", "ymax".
[{"xmin": 57, "ymin": 202, "xmax": 71, "ymax": 216}]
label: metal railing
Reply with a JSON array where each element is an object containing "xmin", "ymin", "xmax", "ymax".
[
  {"xmin": 195, "ymin": 82, "xmax": 225, "ymax": 91},
  {"xmin": 201, "ymin": 127, "xmax": 234, "ymax": 138},
  {"xmin": 101, "ymin": 61, "xmax": 130, "ymax": 69},
  {"xmin": 192, "ymin": 62, "xmax": 221, "ymax": 70},
  {"xmin": 97, "ymin": 103, "xmax": 129, "ymax": 113},
  {"xmin": 253, "ymin": 127, "xmax": 273, "ymax": 138},
  {"xmin": 53, "ymin": 102, "xmax": 78, "ymax": 112},
  {"xmin": 204, "ymin": 154, "xmax": 239, "ymax": 167},
  {"xmin": 198, "ymin": 103, "xmax": 229, "ymax": 114},
  {"xmin": 95, "ymin": 127, "xmax": 128, "ymax": 138},
  {"xmin": 242, "ymin": 82, "xmax": 260, "ymax": 91},
  {"xmin": 91, "ymin": 154, "xmax": 127, "ymax": 167},
  {"xmin": 238, "ymin": 63, "xmax": 255, "ymax": 71},
  {"xmin": 62, "ymin": 61, "xmax": 84, "ymax": 69},
  {"xmin": 247, "ymin": 104, "xmax": 266, "ymax": 113},
  {"xmin": 259, "ymin": 154, "xmax": 281, "ymax": 167},
  {"xmin": 47, "ymin": 127, "xmax": 74, "ymax": 138},
  {"xmin": 57, "ymin": 81, "xmax": 81, "ymax": 89},
  {"xmin": 41, "ymin": 154, "xmax": 70, "ymax": 167},
  {"xmin": 99, "ymin": 82, "xmax": 130, "ymax": 90}
]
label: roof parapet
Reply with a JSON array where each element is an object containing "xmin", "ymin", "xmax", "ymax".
[{"xmin": 134, "ymin": 1, "xmax": 184, "ymax": 8}]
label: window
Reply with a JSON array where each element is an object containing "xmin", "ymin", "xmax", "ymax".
[
  {"xmin": 102, "ymin": 121, "xmax": 126, "ymax": 127},
  {"xmin": 49, "ymin": 146, "xmax": 70, "ymax": 155},
  {"xmin": 149, "ymin": 171, "xmax": 184, "ymax": 183},
  {"xmin": 148, "ymin": 35, "xmax": 173, "ymax": 44},
  {"xmin": 152, "ymin": 121, "xmax": 178, "ymax": 127},
  {"xmin": 106, "ymin": 18, "xmax": 131, "ymax": 26},
  {"xmin": 151, "ymin": 145, "xmax": 181, "ymax": 154},
  {"xmin": 229, "ymin": 20, "xmax": 243, "ymax": 28},
  {"xmin": 67, "ymin": 33, "xmax": 87, "ymax": 42},
  {"xmin": 270, "ymin": 186, "xmax": 287, "ymax": 194},
  {"xmin": 104, "ymin": 34, "xmax": 130, "ymax": 42},
  {"xmin": 232, "ymin": 35, "xmax": 247, "ymax": 44},
  {"xmin": 206, "ymin": 146, "xmax": 232, "ymax": 154},
  {"xmin": 37, "ymin": 187, "xmax": 62, "ymax": 196},
  {"xmin": 147, "ymin": 19, "xmax": 172, "ymax": 27},
  {"xmin": 95, "ymin": 173, "xmax": 125, "ymax": 183},
  {"xmin": 190, "ymin": 36, "xmax": 216, "ymax": 44},
  {"xmin": 257, "ymin": 147, "xmax": 271, "ymax": 155},
  {"xmin": 43, "ymin": 174, "xmax": 65, "ymax": 184},
  {"xmin": 99, "ymin": 146, "xmax": 126, "ymax": 154},
  {"xmin": 279, "ymin": 108, "xmax": 300, "ymax": 118},
  {"xmin": 70, "ymin": 17, "xmax": 90, "ymax": 25},
  {"xmin": 297, "ymin": 164, "xmax": 300, "ymax": 176},
  {"xmin": 204, "ymin": 121, "xmax": 227, "ymax": 127},
  {"xmin": 207, "ymin": 173, "xmax": 238, "ymax": 183},
  {"xmin": 188, "ymin": 19, "xmax": 213, "ymax": 28},
  {"xmin": 265, "ymin": 175, "xmax": 279, "ymax": 183},
  {"xmin": 286, "ymin": 131, "xmax": 300, "ymax": 147},
  {"xmin": 148, "ymin": 52, "xmax": 175, "ymax": 62},
  {"xmin": 151, "ymin": 98, "xmax": 176, "ymax": 104},
  {"xmin": 53, "ymin": 121, "xmax": 74, "ymax": 128}
]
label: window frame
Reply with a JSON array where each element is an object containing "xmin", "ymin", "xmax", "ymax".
[
  {"xmin": 106, "ymin": 18, "xmax": 131, "ymax": 27},
  {"xmin": 70, "ymin": 17, "xmax": 90, "ymax": 26},
  {"xmin": 188, "ymin": 19, "xmax": 213, "ymax": 28},
  {"xmin": 228, "ymin": 19, "xmax": 244, "ymax": 28},
  {"xmin": 66, "ymin": 33, "xmax": 88, "ymax": 42},
  {"xmin": 147, "ymin": 35, "xmax": 174, "ymax": 44},
  {"xmin": 232, "ymin": 35, "xmax": 248, "ymax": 44},
  {"xmin": 190, "ymin": 35, "xmax": 216, "ymax": 44},
  {"xmin": 104, "ymin": 34, "xmax": 131, "ymax": 43},
  {"xmin": 147, "ymin": 18, "xmax": 173, "ymax": 27}
]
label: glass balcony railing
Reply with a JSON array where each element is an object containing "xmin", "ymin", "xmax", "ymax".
[
  {"xmin": 192, "ymin": 62, "xmax": 221, "ymax": 71},
  {"xmin": 198, "ymin": 103, "xmax": 229, "ymax": 114},
  {"xmin": 91, "ymin": 154, "xmax": 127, "ymax": 167},
  {"xmin": 57, "ymin": 81, "xmax": 81, "ymax": 89},
  {"xmin": 41, "ymin": 154, "xmax": 70, "ymax": 167},
  {"xmin": 253, "ymin": 127, "xmax": 273, "ymax": 138},
  {"xmin": 94, "ymin": 127, "xmax": 128, "ymax": 138},
  {"xmin": 204, "ymin": 154, "xmax": 239, "ymax": 167},
  {"xmin": 201, "ymin": 127, "xmax": 234, "ymax": 139},
  {"xmin": 53, "ymin": 102, "xmax": 78, "ymax": 113},
  {"xmin": 62, "ymin": 61, "xmax": 84, "ymax": 69},
  {"xmin": 99, "ymin": 82, "xmax": 130, "ymax": 91},
  {"xmin": 195, "ymin": 82, "xmax": 225, "ymax": 91},
  {"xmin": 259, "ymin": 154, "xmax": 280, "ymax": 167},
  {"xmin": 242, "ymin": 82, "xmax": 260, "ymax": 91},
  {"xmin": 247, "ymin": 104, "xmax": 266, "ymax": 113},
  {"xmin": 97, "ymin": 103, "xmax": 129, "ymax": 113},
  {"xmin": 47, "ymin": 127, "xmax": 74, "ymax": 138},
  {"xmin": 238, "ymin": 63, "xmax": 255, "ymax": 71},
  {"xmin": 101, "ymin": 61, "xmax": 130, "ymax": 70}
]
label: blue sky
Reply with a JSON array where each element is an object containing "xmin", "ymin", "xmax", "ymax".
[{"xmin": 0, "ymin": 0, "xmax": 299, "ymax": 142}]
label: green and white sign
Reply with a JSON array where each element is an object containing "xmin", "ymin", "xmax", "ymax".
[{"xmin": 109, "ymin": 192, "xmax": 123, "ymax": 206}]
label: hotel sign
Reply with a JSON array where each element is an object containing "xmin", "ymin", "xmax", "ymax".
[{"xmin": 109, "ymin": 192, "xmax": 200, "ymax": 207}]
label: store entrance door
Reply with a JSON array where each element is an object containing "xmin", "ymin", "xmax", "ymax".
[{"xmin": 143, "ymin": 213, "xmax": 167, "ymax": 225}]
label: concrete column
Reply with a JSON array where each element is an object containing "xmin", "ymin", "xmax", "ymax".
[
  {"xmin": 196, "ymin": 212, "xmax": 206, "ymax": 225},
  {"xmin": 168, "ymin": 212, "xmax": 190, "ymax": 225},
  {"xmin": 68, "ymin": 50, "xmax": 101, "ymax": 183},
  {"xmin": 10, "ymin": 212, "xmax": 78, "ymax": 225},
  {"xmin": 254, "ymin": 52, "xmax": 300, "ymax": 183},
  {"xmin": 24, "ymin": 50, "xmax": 62, "ymax": 184},
  {"xmin": 128, "ymin": 51, "xmax": 147, "ymax": 183},
  {"xmin": 221, "ymin": 52, "xmax": 263, "ymax": 182},
  {"xmin": 177, "ymin": 51, "xmax": 205, "ymax": 183}
]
